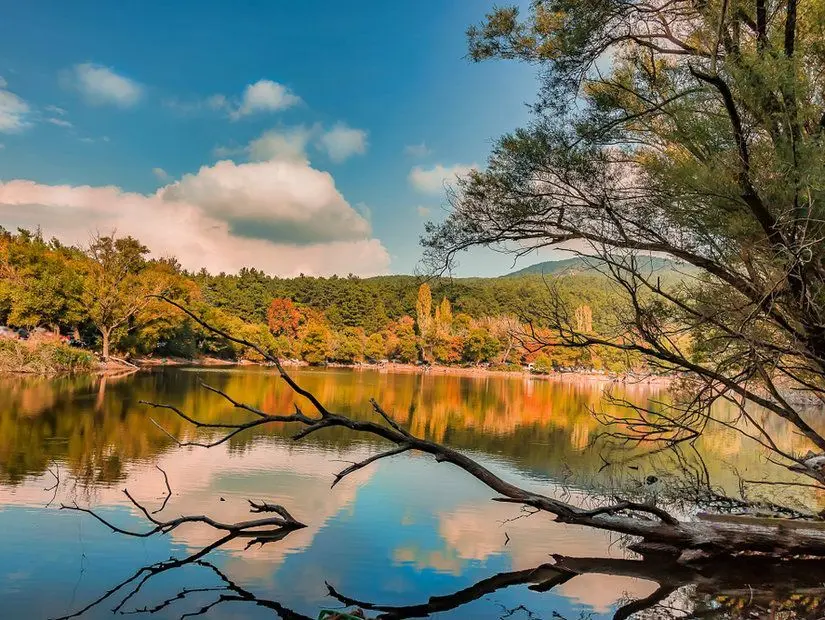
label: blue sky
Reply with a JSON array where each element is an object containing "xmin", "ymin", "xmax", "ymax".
[{"xmin": 0, "ymin": 1, "xmax": 550, "ymax": 277}]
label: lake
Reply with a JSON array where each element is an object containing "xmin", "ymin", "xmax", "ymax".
[{"xmin": 0, "ymin": 367, "xmax": 821, "ymax": 619}]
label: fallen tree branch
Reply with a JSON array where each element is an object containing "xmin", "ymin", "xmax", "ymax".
[{"xmin": 141, "ymin": 298, "xmax": 825, "ymax": 560}]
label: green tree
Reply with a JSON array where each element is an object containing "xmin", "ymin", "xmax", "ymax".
[
  {"xmin": 389, "ymin": 316, "xmax": 418, "ymax": 363},
  {"xmin": 422, "ymin": 0, "xmax": 825, "ymax": 512},
  {"xmin": 300, "ymin": 320, "xmax": 332, "ymax": 365},
  {"xmin": 463, "ymin": 327, "xmax": 501, "ymax": 365},
  {"xmin": 331, "ymin": 327, "xmax": 364, "ymax": 363},
  {"xmin": 82, "ymin": 235, "xmax": 177, "ymax": 360},
  {"xmin": 0, "ymin": 230, "xmax": 87, "ymax": 333},
  {"xmin": 364, "ymin": 332, "xmax": 386, "ymax": 361}
]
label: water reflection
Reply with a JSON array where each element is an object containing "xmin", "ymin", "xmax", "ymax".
[{"xmin": 0, "ymin": 367, "xmax": 823, "ymax": 618}]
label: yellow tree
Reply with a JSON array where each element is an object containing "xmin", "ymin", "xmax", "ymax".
[{"xmin": 415, "ymin": 283, "xmax": 433, "ymax": 361}]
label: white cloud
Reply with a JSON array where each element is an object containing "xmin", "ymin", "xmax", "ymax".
[
  {"xmin": 162, "ymin": 159, "xmax": 372, "ymax": 244},
  {"xmin": 152, "ymin": 167, "xmax": 170, "ymax": 181},
  {"xmin": 317, "ymin": 123, "xmax": 368, "ymax": 163},
  {"xmin": 79, "ymin": 137, "xmax": 94, "ymax": 143},
  {"xmin": 68, "ymin": 63, "xmax": 142, "ymax": 107},
  {"xmin": 169, "ymin": 81, "xmax": 300, "ymax": 120},
  {"xmin": 230, "ymin": 79, "xmax": 300, "ymax": 119},
  {"xmin": 0, "ymin": 159, "xmax": 390, "ymax": 276},
  {"xmin": 416, "ymin": 206, "xmax": 431, "ymax": 217},
  {"xmin": 217, "ymin": 122, "xmax": 368, "ymax": 165},
  {"xmin": 247, "ymin": 125, "xmax": 312, "ymax": 163},
  {"xmin": 409, "ymin": 163, "xmax": 476, "ymax": 194},
  {"xmin": 0, "ymin": 76, "xmax": 7, "ymax": 88},
  {"xmin": 0, "ymin": 83, "xmax": 32, "ymax": 133},
  {"xmin": 46, "ymin": 117, "xmax": 72, "ymax": 128},
  {"xmin": 45, "ymin": 105, "xmax": 67, "ymax": 116},
  {"xmin": 404, "ymin": 142, "xmax": 432, "ymax": 158}
]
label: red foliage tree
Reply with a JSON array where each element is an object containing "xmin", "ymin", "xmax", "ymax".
[{"xmin": 266, "ymin": 297, "xmax": 300, "ymax": 338}]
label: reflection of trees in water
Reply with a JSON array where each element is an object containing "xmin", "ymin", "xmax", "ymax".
[{"xmin": 0, "ymin": 369, "xmax": 820, "ymax": 504}]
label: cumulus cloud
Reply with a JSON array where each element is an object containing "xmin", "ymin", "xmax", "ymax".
[
  {"xmin": 152, "ymin": 167, "xmax": 170, "ymax": 181},
  {"xmin": 169, "ymin": 81, "xmax": 300, "ymax": 120},
  {"xmin": 0, "ymin": 160, "xmax": 390, "ymax": 277},
  {"xmin": 230, "ymin": 79, "xmax": 300, "ymax": 119},
  {"xmin": 216, "ymin": 122, "xmax": 369, "ymax": 165},
  {"xmin": 317, "ymin": 123, "xmax": 368, "ymax": 162},
  {"xmin": 161, "ymin": 159, "xmax": 372, "ymax": 244},
  {"xmin": 0, "ymin": 88, "xmax": 31, "ymax": 132},
  {"xmin": 67, "ymin": 63, "xmax": 142, "ymax": 107},
  {"xmin": 247, "ymin": 125, "xmax": 312, "ymax": 163},
  {"xmin": 404, "ymin": 142, "xmax": 432, "ymax": 158},
  {"xmin": 408, "ymin": 163, "xmax": 476, "ymax": 194}
]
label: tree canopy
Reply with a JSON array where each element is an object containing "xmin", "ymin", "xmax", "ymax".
[{"xmin": 423, "ymin": 0, "xmax": 825, "ymax": 494}]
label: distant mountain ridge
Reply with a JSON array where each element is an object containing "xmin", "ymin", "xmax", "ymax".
[{"xmin": 503, "ymin": 256, "xmax": 694, "ymax": 278}]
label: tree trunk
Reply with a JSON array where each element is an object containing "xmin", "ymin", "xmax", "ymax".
[{"xmin": 101, "ymin": 328, "xmax": 111, "ymax": 360}]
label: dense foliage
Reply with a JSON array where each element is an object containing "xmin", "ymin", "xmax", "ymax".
[
  {"xmin": 0, "ymin": 227, "xmax": 647, "ymax": 371},
  {"xmin": 421, "ymin": 0, "xmax": 825, "ymax": 498}
]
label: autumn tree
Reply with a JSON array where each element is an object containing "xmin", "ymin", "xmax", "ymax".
[
  {"xmin": 574, "ymin": 305, "xmax": 592, "ymax": 334},
  {"xmin": 415, "ymin": 283, "xmax": 433, "ymax": 361},
  {"xmin": 266, "ymin": 297, "xmax": 300, "ymax": 338},
  {"xmin": 434, "ymin": 296, "xmax": 453, "ymax": 333}
]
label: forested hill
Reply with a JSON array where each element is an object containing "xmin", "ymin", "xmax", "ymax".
[
  {"xmin": 194, "ymin": 269, "xmax": 613, "ymax": 330},
  {"xmin": 0, "ymin": 229, "xmax": 647, "ymax": 370},
  {"xmin": 502, "ymin": 256, "xmax": 696, "ymax": 278}
]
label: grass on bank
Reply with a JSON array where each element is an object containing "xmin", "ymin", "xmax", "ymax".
[{"xmin": 0, "ymin": 339, "xmax": 96, "ymax": 374}]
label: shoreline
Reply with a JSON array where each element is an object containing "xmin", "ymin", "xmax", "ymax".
[{"xmin": 131, "ymin": 356, "xmax": 674, "ymax": 385}]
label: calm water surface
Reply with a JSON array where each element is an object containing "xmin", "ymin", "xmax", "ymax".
[{"xmin": 0, "ymin": 368, "xmax": 818, "ymax": 619}]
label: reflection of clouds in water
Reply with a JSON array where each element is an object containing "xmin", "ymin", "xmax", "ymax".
[
  {"xmin": 1, "ymin": 438, "xmax": 376, "ymax": 577},
  {"xmin": 436, "ymin": 500, "xmax": 659, "ymax": 612},
  {"xmin": 150, "ymin": 442, "xmax": 376, "ymax": 569},
  {"xmin": 559, "ymin": 573, "xmax": 658, "ymax": 613},
  {"xmin": 439, "ymin": 504, "xmax": 606, "ymax": 567},
  {"xmin": 392, "ymin": 545, "xmax": 463, "ymax": 575}
]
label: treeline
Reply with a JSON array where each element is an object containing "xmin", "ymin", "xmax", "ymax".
[{"xmin": 0, "ymin": 228, "xmax": 640, "ymax": 371}]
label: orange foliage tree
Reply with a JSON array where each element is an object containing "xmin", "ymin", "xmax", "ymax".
[{"xmin": 266, "ymin": 298, "xmax": 301, "ymax": 338}]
